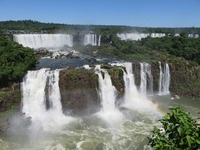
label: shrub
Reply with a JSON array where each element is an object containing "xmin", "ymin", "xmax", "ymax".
[{"xmin": 148, "ymin": 106, "xmax": 200, "ymax": 150}]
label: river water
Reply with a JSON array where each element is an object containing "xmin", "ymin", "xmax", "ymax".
[{"xmin": 0, "ymin": 95, "xmax": 199, "ymax": 150}]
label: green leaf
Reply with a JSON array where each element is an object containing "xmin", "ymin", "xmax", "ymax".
[
  {"xmin": 186, "ymin": 135, "xmax": 192, "ymax": 147},
  {"xmin": 196, "ymin": 139, "xmax": 200, "ymax": 144},
  {"xmin": 177, "ymin": 127, "xmax": 183, "ymax": 136}
]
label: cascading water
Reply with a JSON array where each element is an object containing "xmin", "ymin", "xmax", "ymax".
[
  {"xmin": 116, "ymin": 33, "xmax": 166, "ymax": 41},
  {"xmin": 117, "ymin": 33, "xmax": 149, "ymax": 41},
  {"xmin": 122, "ymin": 63, "xmax": 161, "ymax": 120},
  {"xmin": 96, "ymin": 68, "xmax": 116, "ymax": 112},
  {"xmin": 21, "ymin": 69, "xmax": 72, "ymax": 131},
  {"xmin": 13, "ymin": 34, "xmax": 73, "ymax": 49},
  {"xmin": 158, "ymin": 62, "xmax": 170, "ymax": 95},
  {"xmin": 95, "ymin": 65, "xmax": 123, "ymax": 126},
  {"xmin": 46, "ymin": 70, "xmax": 63, "ymax": 112},
  {"xmin": 140, "ymin": 62, "xmax": 153, "ymax": 96},
  {"xmin": 110, "ymin": 62, "xmax": 158, "ymax": 115},
  {"xmin": 122, "ymin": 62, "xmax": 138, "ymax": 100},
  {"xmin": 98, "ymin": 35, "xmax": 101, "ymax": 46},
  {"xmin": 83, "ymin": 34, "xmax": 101, "ymax": 46},
  {"xmin": 164, "ymin": 63, "xmax": 170, "ymax": 94},
  {"xmin": 22, "ymin": 68, "xmax": 48, "ymax": 118}
]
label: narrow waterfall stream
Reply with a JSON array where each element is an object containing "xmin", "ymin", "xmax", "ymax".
[
  {"xmin": 83, "ymin": 34, "xmax": 101, "ymax": 46},
  {"xmin": 158, "ymin": 62, "xmax": 170, "ymax": 95},
  {"xmin": 122, "ymin": 62, "xmax": 138, "ymax": 101},
  {"xmin": 140, "ymin": 62, "xmax": 153, "ymax": 96}
]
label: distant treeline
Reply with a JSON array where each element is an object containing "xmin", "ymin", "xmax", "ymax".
[{"xmin": 0, "ymin": 20, "xmax": 200, "ymax": 35}]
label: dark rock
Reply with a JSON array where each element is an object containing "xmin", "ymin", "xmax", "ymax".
[{"xmin": 59, "ymin": 68, "xmax": 100, "ymax": 116}]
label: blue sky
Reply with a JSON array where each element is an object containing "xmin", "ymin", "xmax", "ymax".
[{"xmin": 0, "ymin": 0, "xmax": 200, "ymax": 27}]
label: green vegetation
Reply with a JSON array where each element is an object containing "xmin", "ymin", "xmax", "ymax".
[
  {"xmin": 0, "ymin": 20, "xmax": 200, "ymax": 35},
  {"xmin": 140, "ymin": 35, "xmax": 200, "ymax": 64},
  {"xmin": 0, "ymin": 36, "xmax": 38, "ymax": 87},
  {"xmin": 1, "ymin": 20, "xmax": 200, "ymax": 65},
  {"xmin": 0, "ymin": 20, "xmax": 132, "ymax": 34},
  {"xmin": 82, "ymin": 35, "xmax": 200, "ymax": 66},
  {"xmin": 148, "ymin": 106, "xmax": 200, "ymax": 150}
]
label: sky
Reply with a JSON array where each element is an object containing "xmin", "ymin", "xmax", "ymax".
[{"xmin": 0, "ymin": 0, "xmax": 200, "ymax": 27}]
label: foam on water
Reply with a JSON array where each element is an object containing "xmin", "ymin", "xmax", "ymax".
[{"xmin": 21, "ymin": 69, "xmax": 73, "ymax": 132}]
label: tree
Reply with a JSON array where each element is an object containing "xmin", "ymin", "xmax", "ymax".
[
  {"xmin": 0, "ymin": 37, "xmax": 38, "ymax": 87},
  {"xmin": 148, "ymin": 106, "xmax": 200, "ymax": 150}
]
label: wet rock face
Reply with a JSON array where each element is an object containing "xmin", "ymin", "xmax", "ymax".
[
  {"xmin": 0, "ymin": 88, "xmax": 21, "ymax": 112},
  {"xmin": 107, "ymin": 67, "xmax": 124, "ymax": 98},
  {"xmin": 150, "ymin": 62, "xmax": 160, "ymax": 92},
  {"xmin": 59, "ymin": 68, "xmax": 100, "ymax": 116},
  {"xmin": 169, "ymin": 63, "xmax": 200, "ymax": 97},
  {"xmin": 132, "ymin": 63, "xmax": 141, "ymax": 87}
]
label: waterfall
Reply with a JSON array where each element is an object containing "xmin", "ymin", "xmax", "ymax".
[
  {"xmin": 122, "ymin": 62, "xmax": 138, "ymax": 99},
  {"xmin": 117, "ymin": 33, "xmax": 149, "ymax": 41},
  {"xmin": 158, "ymin": 62, "xmax": 170, "ymax": 95},
  {"xmin": 158, "ymin": 62, "xmax": 163, "ymax": 95},
  {"xmin": 98, "ymin": 35, "xmax": 101, "ymax": 46},
  {"xmin": 116, "ymin": 33, "xmax": 166, "ymax": 41},
  {"xmin": 22, "ymin": 68, "xmax": 48, "ymax": 117},
  {"xmin": 95, "ymin": 65, "xmax": 123, "ymax": 125},
  {"xmin": 95, "ymin": 65, "xmax": 117, "ymax": 113},
  {"xmin": 110, "ymin": 62, "xmax": 139, "ymax": 100},
  {"xmin": 21, "ymin": 69, "xmax": 72, "ymax": 130},
  {"xmin": 13, "ymin": 34, "xmax": 73, "ymax": 49},
  {"xmin": 150, "ymin": 33, "xmax": 165, "ymax": 38},
  {"xmin": 139, "ymin": 63, "xmax": 153, "ymax": 96},
  {"xmin": 83, "ymin": 34, "xmax": 101, "ymax": 46},
  {"xmin": 164, "ymin": 63, "xmax": 170, "ymax": 94},
  {"xmin": 46, "ymin": 70, "xmax": 63, "ymax": 112},
  {"xmin": 111, "ymin": 62, "xmax": 158, "ymax": 114}
]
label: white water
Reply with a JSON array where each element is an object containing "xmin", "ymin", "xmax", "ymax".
[
  {"xmin": 117, "ymin": 32, "xmax": 200, "ymax": 41},
  {"xmin": 150, "ymin": 33, "xmax": 165, "ymax": 38},
  {"xmin": 122, "ymin": 62, "xmax": 139, "ymax": 100},
  {"xmin": 117, "ymin": 33, "xmax": 165, "ymax": 41},
  {"xmin": 140, "ymin": 63, "xmax": 153, "ymax": 96},
  {"xmin": 158, "ymin": 62, "xmax": 170, "ymax": 95},
  {"xmin": 83, "ymin": 34, "xmax": 101, "ymax": 46},
  {"xmin": 117, "ymin": 33, "xmax": 149, "ymax": 41},
  {"xmin": 188, "ymin": 33, "xmax": 199, "ymax": 38},
  {"xmin": 13, "ymin": 34, "xmax": 73, "ymax": 49},
  {"xmin": 83, "ymin": 64, "xmax": 92, "ymax": 70},
  {"xmin": 21, "ymin": 69, "xmax": 72, "ymax": 131},
  {"xmin": 110, "ymin": 62, "xmax": 159, "ymax": 116},
  {"xmin": 95, "ymin": 65, "xmax": 123, "ymax": 126},
  {"xmin": 98, "ymin": 35, "xmax": 101, "ymax": 46}
]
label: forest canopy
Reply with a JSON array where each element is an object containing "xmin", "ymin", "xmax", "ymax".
[
  {"xmin": 0, "ymin": 36, "xmax": 38, "ymax": 87},
  {"xmin": 0, "ymin": 20, "xmax": 200, "ymax": 35}
]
